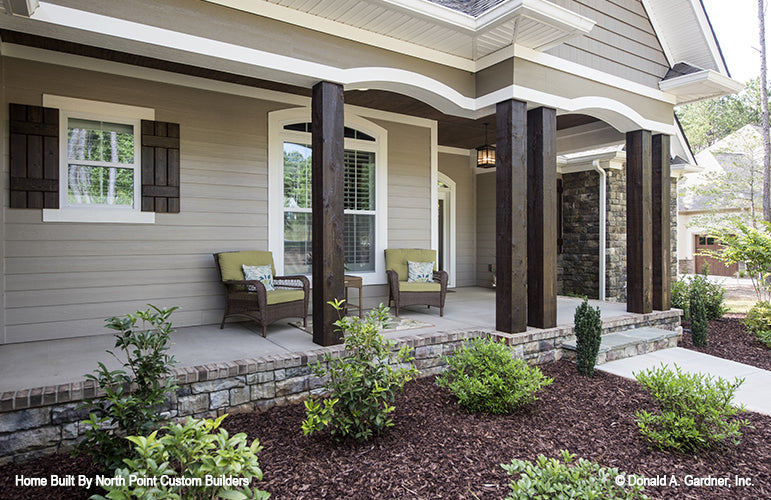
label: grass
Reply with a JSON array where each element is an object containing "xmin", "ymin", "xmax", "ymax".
[{"xmin": 724, "ymin": 298, "xmax": 758, "ymax": 314}]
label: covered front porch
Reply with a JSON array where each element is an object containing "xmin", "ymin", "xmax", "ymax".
[{"xmin": 0, "ymin": 288, "xmax": 677, "ymax": 394}]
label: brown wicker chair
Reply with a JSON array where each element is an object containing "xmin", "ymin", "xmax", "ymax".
[
  {"xmin": 385, "ymin": 248, "xmax": 448, "ymax": 317},
  {"xmin": 213, "ymin": 251, "xmax": 309, "ymax": 337}
]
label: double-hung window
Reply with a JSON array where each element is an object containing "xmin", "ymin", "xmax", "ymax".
[
  {"xmin": 63, "ymin": 115, "xmax": 140, "ymax": 209},
  {"xmin": 269, "ymin": 111, "xmax": 387, "ymax": 284},
  {"xmin": 41, "ymin": 95, "xmax": 156, "ymax": 223}
]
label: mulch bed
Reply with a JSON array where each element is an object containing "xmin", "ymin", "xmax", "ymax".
[
  {"xmin": 680, "ymin": 315, "xmax": 771, "ymax": 372},
  {"xmin": 1, "ymin": 360, "xmax": 769, "ymax": 499}
]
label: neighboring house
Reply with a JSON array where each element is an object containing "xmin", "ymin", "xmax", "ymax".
[
  {"xmin": 678, "ymin": 125, "xmax": 763, "ymax": 275},
  {"xmin": 0, "ymin": 0, "xmax": 740, "ymax": 345}
]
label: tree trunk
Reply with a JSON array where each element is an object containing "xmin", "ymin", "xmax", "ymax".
[{"xmin": 760, "ymin": 0, "xmax": 771, "ymax": 222}]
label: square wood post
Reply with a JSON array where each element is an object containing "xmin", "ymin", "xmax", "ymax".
[
  {"xmin": 311, "ymin": 81, "xmax": 345, "ymax": 346},
  {"xmin": 527, "ymin": 107, "xmax": 557, "ymax": 328},
  {"xmin": 626, "ymin": 130, "xmax": 653, "ymax": 314},
  {"xmin": 495, "ymin": 99, "xmax": 528, "ymax": 333},
  {"xmin": 652, "ymin": 134, "xmax": 671, "ymax": 311}
]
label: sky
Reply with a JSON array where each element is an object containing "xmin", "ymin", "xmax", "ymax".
[{"xmin": 701, "ymin": 0, "xmax": 766, "ymax": 83}]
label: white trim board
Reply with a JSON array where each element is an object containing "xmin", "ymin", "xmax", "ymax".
[{"xmin": 8, "ymin": 3, "xmax": 686, "ymax": 126}]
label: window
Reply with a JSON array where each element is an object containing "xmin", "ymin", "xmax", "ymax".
[
  {"xmin": 42, "ymin": 95, "xmax": 156, "ymax": 223},
  {"xmin": 281, "ymin": 136, "xmax": 377, "ymax": 274},
  {"xmin": 269, "ymin": 110, "xmax": 387, "ymax": 285},
  {"xmin": 64, "ymin": 117, "xmax": 138, "ymax": 208}
]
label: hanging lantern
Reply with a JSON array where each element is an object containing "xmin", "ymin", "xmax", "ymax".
[{"xmin": 476, "ymin": 122, "xmax": 495, "ymax": 168}]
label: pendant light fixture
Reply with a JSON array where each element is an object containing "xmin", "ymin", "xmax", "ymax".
[{"xmin": 476, "ymin": 122, "xmax": 495, "ymax": 168}]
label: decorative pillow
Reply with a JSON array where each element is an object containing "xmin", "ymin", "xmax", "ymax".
[
  {"xmin": 407, "ymin": 261, "xmax": 434, "ymax": 283},
  {"xmin": 242, "ymin": 264, "xmax": 275, "ymax": 292}
]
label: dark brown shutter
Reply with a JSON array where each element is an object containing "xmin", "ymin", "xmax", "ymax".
[
  {"xmin": 9, "ymin": 103, "xmax": 59, "ymax": 209},
  {"xmin": 141, "ymin": 120, "xmax": 180, "ymax": 213}
]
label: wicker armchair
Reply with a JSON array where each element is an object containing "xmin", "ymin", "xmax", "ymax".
[
  {"xmin": 385, "ymin": 248, "xmax": 448, "ymax": 317},
  {"xmin": 213, "ymin": 251, "xmax": 309, "ymax": 337}
]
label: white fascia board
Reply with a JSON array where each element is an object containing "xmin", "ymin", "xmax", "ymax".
[
  {"xmin": 17, "ymin": 3, "xmax": 675, "ymax": 132},
  {"xmin": 659, "ymin": 69, "xmax": 744, "ymax": 104},
  {"xmin": 204, "ymin": 0, "xmax": 477, "ymax": 72}
]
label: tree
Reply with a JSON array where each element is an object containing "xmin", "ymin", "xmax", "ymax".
[
  {"xmin": 682, "ymin": 126, "xmax": 765, "ymax": 233},
  {"xmin": 759, "ymin": 0, "xmax": 771, "ymax": 223}
]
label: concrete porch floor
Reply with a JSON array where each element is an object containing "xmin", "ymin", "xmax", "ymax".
[{"xmin": 0, "ymin": 287, "xmax": 634, "ymax": 393}]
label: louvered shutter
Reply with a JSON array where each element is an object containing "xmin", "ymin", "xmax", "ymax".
[
  {"xmin": 141, "ymin": 120, "xmax": 180, "ymax": 213},
  {"xmin": 9, "ymin": 103, "xmax": 59, "ymax": 209}
]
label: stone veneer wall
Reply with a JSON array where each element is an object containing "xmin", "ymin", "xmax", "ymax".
[
  {"xmin": 0, "ymin": 310, "xmax": 682, "ymax": 464},
  {"xmin": 559, "ymin": 168, "xmax": 676, "ymax": 303},
  {"xmin": 559, "ymin": 170, "xmax": 601, "ymax": 298},
  {"xmin": 606, "ymin": 168, "xmax": 627, "ymax": 302}
]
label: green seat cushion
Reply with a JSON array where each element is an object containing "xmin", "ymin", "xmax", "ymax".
[
  {"xmin": 385, "ymin": 249, "xmax": 437, "ymax": 281},
  {"xmin": 218, "ymin": 251, "xmax": 276, "ymax": 281},
  {"xmin": 266, "ymin": 289, "xmax": 305, "ymax": 305},
  {"xmin": 398, "ymin": 281, "xmax": 441, "ymax": 293}
]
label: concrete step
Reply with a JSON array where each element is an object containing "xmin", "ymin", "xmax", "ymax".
[{"xmin": 562, "ymin": 327, "xmax": 681, "ymax": 365}]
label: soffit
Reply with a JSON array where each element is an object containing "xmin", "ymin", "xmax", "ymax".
[
  {"xmin": 207, "ymin": 0, "xmax": 595, "ymax": 61},
  {"xmin": 642, "ymin": 0, "xmax": 727, "ymax": 75}
]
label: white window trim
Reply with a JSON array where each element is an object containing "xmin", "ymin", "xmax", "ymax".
[
  {"xmin": 268, "ymin": 107, "xmax": 388, "ymax": 285},
  {"xmin": 41, "ymin": 94, "xmax": 156, "ymax": 224}
]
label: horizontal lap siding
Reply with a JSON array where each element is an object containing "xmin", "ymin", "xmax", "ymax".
[
  {"xmin": 2, "ymin": 60, "xmax": 433, "ymax": 344},
  {"xmin": 438, "ymin": 153, "xmax": 476, "ymax": 287},
  {"xmin": 381, "ymin": 120, "xmax": 432, "ymax": 250},
  {"xmin": 475, "ymin": 172, "xmax": 496, "ymax": 288},
  {"xmin": 547, "ymin": 0, "xmax": 669, "ymax": 87},
  {"xmin": 2, "ymin": 59, "xmax": 281, "ymax": 343}
]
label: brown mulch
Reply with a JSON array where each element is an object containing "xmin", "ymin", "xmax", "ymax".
[
  {"xmin": 2, "ymin": 360, "xmax": 770, "ymax": 500},
  {"xmin": 680, "ymin": 315, "xmax": 771, "ymax": 372}
]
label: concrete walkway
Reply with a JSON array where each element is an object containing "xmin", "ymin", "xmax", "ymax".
[{"xmin": 599, "ymin": 347, "xmax": 771, "ymax": 416}]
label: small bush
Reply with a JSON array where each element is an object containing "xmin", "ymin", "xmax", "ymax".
[
  {"xmin": 671, "ymin": 275, "xmax": 725, "ymax": 321},
  {"xmin": 91, "ymin": 415, "xmax": 269, "ymax": 500},
  {"xmin": 501, "ymin": 450, "xmax": 648, "ymax": 500},
  {"xmin": 634, "ymin": 364, "xmax": 750, "ymax": 452},
  {"xmin": 302, "ymin": 301, "xmax": 418, "ymax": 441},
  {"xmin": 671, "ymin": 279, "xmax": 690, "ymax": 318},
  {"xmin": 744, "ymin": 301, "xmax": 771, "ymax": 348},
  {"xmin": 689, "ymin": 284, "xmax": 709, "ymax": 347},
  {"xmin": 77, "ymin": 305, "xmax": 179, "ymax": 472},
  {"xmin": 436, "ymin": 337, "xmax": 552, "ymax": 414},
  {"xmin": 574, "ymin": 298, "xmax": 602, "ymax": 377}
]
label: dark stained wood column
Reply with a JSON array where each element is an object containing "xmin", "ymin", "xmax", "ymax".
[
  {"xmin": 495, "ymin": 99, "xmax": 528, "ymax": 333},
  {"xmin": 652, "ymin": 134, "xmax": 671, "ymax": 311},
  {"xmin": 527, "ymin": 107, "xmax": 557, "ymax": 328},
  {"xmin": 311, "ymin": 81, "xmax": 345, "ymax": 346},
  {"xmin": 626, "ymin": 130, "xmax": 653, "ymax": 314}
]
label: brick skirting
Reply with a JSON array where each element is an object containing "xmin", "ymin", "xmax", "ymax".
[{"xmin": 0, "ymin": 309, "xmax": 681, "ymax": 464}]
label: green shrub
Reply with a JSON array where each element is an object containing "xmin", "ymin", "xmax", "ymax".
[
  {"xmin": 689, "ymin": 284, "xmax": 709, "ymax": 347},
  {"xmin": 436, "ymin": 337, "xmax": 552, "ymax": 414},
  {"xmin": 302, "ymin": 301, "xmax": 418, "ymax": 441},
  {"xmin": 574, "ymin": 298, "xmax": 602, "ymax": 377},
  {"xmin": 501, "ymin": 450, "xmax": 648, "ymax": 500},
  {"xmin": 91, "ymin": 414, "xmax": 269, "ymax": 500},
  {"xmin": 671, "ymin": 279, "xmax": 690, "ymax": 318},
  {"xmin": 634, "ymin": 364, "xmax": 750, "ymax": 452},
  {"xmin": 77, "ymin": 305, "xmax": 179, "ymax": 472},
  {"xmin": 671, "ymin": 275, "xmax": 725, "ymax": 321},
  {"xmin": 744, "ymin": 301, "xmax": 771, "ymax": 348}
]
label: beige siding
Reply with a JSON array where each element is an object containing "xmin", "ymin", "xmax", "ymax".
[
  {"xmin": 1, "ymin": 58, "xmax": 432, "ymax": 343},
  {"xmin": 438, "ymin": 152, "xmax": 476, "ymax": 287},
  {"xmin": 547, "ymin": 0, "xmax": 669, "ymax": 88},
  {"xmin": 475, "ymin": 172, "xmax": 496, "ymax": 288},
  {"xmin": 381, "ymin": 120, "xmax": 432, "ymax": 250}
]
